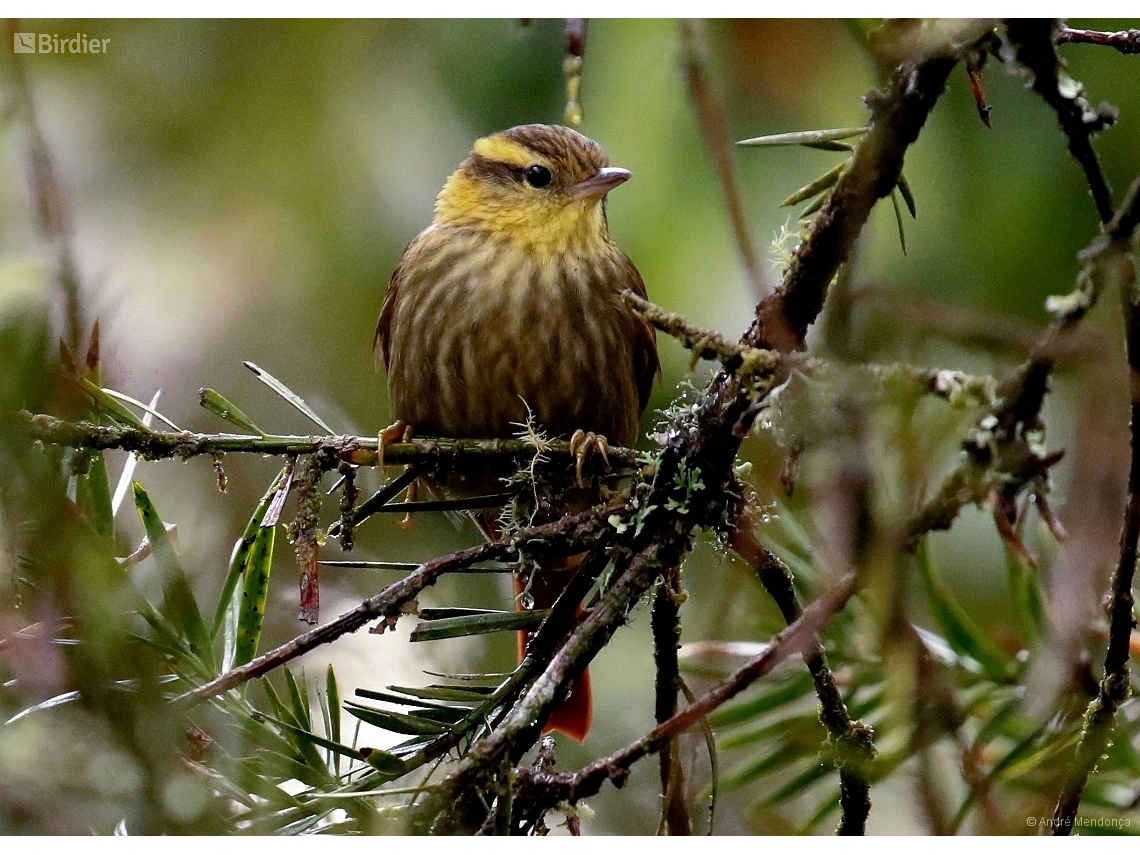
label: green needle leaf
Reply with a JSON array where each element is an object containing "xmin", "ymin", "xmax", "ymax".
[
  {"xmin": 737, "ymin": 126, "xmax": 868, "ymax": 147},
  {"xmin": 213, "ymin": 466, "xmax": 287, "ymax": 639},
  {"xmin": 344, "ymin": 702, "xmax": 448, "ymax": 736},
  {"xmin": 890, "ymin": 187, "xmax": 907, "ymax": 255},
  {"xmin": 780, "ymin": 161, "xmax": 846, "ymax": 208},
  {"xmin": 897, "ymin": 172, "xmax": 917, "ymax": 218},
  {"xmin": 409, "ymin": 609, "xmax": 550, "ymax": 642},
  {"xmin": 132, "ymin": 483, "xmax": 211, "ymax": 663},
  {"xmin": 198, "ymin": 387, "xmax": 266, "ymax": 436},
  {"xmin": 102, "ymin": 387, "xmax": 181, "ymax": 431},
  {"xmin": 75, "ymin": 377, "xmax": 148, "ymax": 429},
  {"xmin": 76, "ymin": 452, "xmax": 114, "ymax": 541},
  {"xmin": 231, "ymin": 520, "xmax": 275, "ymax": 669},
  {"xmin": 244, "ymin": 361, "xmax": 335, "ymax": 434},
  {"xmin": 916, "ymin": 540, "xmax": 1011, "ymax": 682},
  {"xmin": 360, "ymin": 747, "xmax": 409, "ymax": 776}
]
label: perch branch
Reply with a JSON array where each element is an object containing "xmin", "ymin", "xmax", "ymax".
[{"xmin": 20, "ymin": 411, "xmax": 644, "ymax": 470}]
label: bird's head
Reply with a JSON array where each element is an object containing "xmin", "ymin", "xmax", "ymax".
[{"xmin": 434, "ymin": 124, "xmax": 630, "ymax": 257}]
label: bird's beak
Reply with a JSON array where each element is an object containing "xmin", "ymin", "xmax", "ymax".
[{"xmin": 569, "ymin": 167, "xmax": 632, "ymax": 201}]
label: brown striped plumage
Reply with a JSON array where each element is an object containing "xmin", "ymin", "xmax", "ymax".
[
  {"xmin": 375, "ymin": 125, "xmax": 659, "ymax": 741},
  {"xmin": 377, "ymin": 125, "xmax": 657, "ymax": 448}
]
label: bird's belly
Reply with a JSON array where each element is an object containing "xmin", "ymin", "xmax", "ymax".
[{"xmin": 389, "ymin": 259, "xmax": 640, "ymax": 446}]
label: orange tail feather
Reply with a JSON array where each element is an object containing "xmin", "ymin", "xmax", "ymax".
[{"xmin": 515, "ymin": 565, "xmax": 592, "ymax": 742}]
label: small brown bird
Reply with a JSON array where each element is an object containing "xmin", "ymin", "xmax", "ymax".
[{"xmin": 375, "ymin": 124, "xmax": 658, "ymax": 740}]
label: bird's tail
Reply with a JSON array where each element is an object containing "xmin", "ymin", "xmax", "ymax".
[{"xmin": 514, "ymin": 562, "xmax": 592, "ymax": 742}]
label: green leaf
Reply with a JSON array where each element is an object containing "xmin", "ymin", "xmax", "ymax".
[
  {"xmin": 763, "ymin": 760, "xmax": 831, "ymax": 806},
  {"xmin": 76, "ymin": 452, "xmax": 114, "ymax": 540},
  {"xmin": 343, "ymin": 702, "xmax": 448, "ymax": 736},
  {"xmin": 890, "ymin": 187, "xmax": 907, "ymax": 255},
  {"xmin": 359, "ymin": 747, "xmax": 408, "ymax": 777},
  {"xmin": 326, "ymin": 665, "xmax": 342, "ymax": 749},
  {"xmin": 102, "ymin": 387, "xmax": 181, "ymax": 431},
  {"xmin": 231, "ymin": 520, "xmax": 276, "ymax": 669},
  {"xmin": 132, "ymin": 483, "xmax": 211, "ymax": 664},
  {"xmin": 916, "ymin": 539, "xmax": 1011, "ymax": 683},
  {"xmin": 897, "ymin": 172, "xmax": 917, "ymax": 218},
  {"xmin": 244, "ymin": 361, "xmax": 335, "ymax": 434},
  {"xmin": 718, "ymin": 711, "xmax": 825, "ymax": 752},
  {"xmin": 800, "ymin": 792, "xmax": 841, "ymax": 833},
  {"xmin": 799, "ymin": 191, "xmax": 829, "ymax": 219},
  {"xmin": 252, "ymin": 711, "xmax": 363, "ymax": 762},
  {"xmin": 737, "ymin": 126, "xmax": 868, "ymax": 147},
  {"xmin": 355, "ymin": 687, "xmax": 480, "ymax": 711},
  {"xmin": 802, "ymin": 140, "xmax": 856, "ymax": 152},
  {"xmin": 1004, "ymin": 547, "xmax": 1045, "ymax": 645},
  {"xmin": 709, "ymin": 671, "xmax": 815, "ymax": 729},
  {"xmin": 780, "ymin": 161, "xmax": 846, "ymax": 208},
  {"xmin": 389, "ymin": 684, "xmax": 495, "ymax": 703},
  {"xmin": 198, "ymin": 387, "xmax": 266, "ymax": 435},
  {"xmin": 409, "ymin": 609, "xmax": 550, "ymax": 642},
  {"xmin": 284, "ymin": 666, "xmax": 313, "ymax": 732},
  {"xmin": 718, "ymin": 741, "xmax": 801, "ymax": 792},
  {"xmin": 74, "ymin": 376, "xmax": 148, "ymax": 429}
]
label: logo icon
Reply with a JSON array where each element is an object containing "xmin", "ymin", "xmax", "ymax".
[{"xmin": 13, "ymin": 32, "xmax": 36, "ymax": 53}]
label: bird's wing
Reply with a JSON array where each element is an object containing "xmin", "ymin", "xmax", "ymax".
[
  {"xmin": 374, "ymin": 231, "xmax": 429, "ymax": 371},
  {"xmin": 618, "ymin": 252, "xmax": 661, "ymax": 414}
]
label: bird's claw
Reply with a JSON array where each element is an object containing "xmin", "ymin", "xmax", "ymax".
[
  {"xmin": 378, "ymin": 420, "xmax": 417, "ymax": 528},
  {"xmin": 569, "ymin": 429, "xmax": 611, "ymax": 487},
  {"xmin": 377, "ymin": 420, "xmax": 412, "ymax": 472}
]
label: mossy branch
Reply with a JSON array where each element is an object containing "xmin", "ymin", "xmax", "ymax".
[{"xmin": 19, "ymin": 411, "xmax": 645, "ymax": 470}]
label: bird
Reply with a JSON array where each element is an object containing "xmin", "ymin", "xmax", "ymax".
[{"xmin": 375, "ymin": 124, "xmax": 659, "ymax": 741}]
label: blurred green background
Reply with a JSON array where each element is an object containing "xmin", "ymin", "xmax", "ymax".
[{"xmin": 1, "ymin": 19, "xmax": 1139, "ymax": 834}]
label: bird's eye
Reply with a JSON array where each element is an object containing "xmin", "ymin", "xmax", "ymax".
[{"xmin": 524, "ymin": 165, "xmax": 552, "ymax": 188}]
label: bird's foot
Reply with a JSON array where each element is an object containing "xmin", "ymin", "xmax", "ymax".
[
  {"xmin": 378, "ymin": 420, "xmax": 418, "ymax": 528},
  {"xmin": 569, "ymin": 429, "xmax": 611, "ymax": 488},
  {"xmin": 377, "ymin": 420, "xmax": 412, "ymax": 472}
]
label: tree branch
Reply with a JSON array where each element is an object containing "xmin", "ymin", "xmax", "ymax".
[
  {"xmin": 1057, "ymin": 24, "xmax": 1140, "ymax": 55},
  {"xmin": 19, "ymin": 411, "xmax": 644, "ymax": 470},
  {"xmin": 173, "ymin": 506, "xmax": 621, "ymax": 707},
  {"xmin": 1005, "ymin": 19, "xmax": 1117, "ymax": 224},
  {"xmin": 511, "ymin": 573, "xmax": 857, "ymax": 808},
  {"xmin": 1052, "ymin": 174, "xmax": 1140, "ymax": 834}
]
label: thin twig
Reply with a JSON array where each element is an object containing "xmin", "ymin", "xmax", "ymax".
[
  {"xmin": 1051, "ymin": 175, "xmax": 1140, "ymax": 834},
  {"xmin": 511, "ymin": 573, "xmax": 857, "ymax": 808},
  {"xmin": 652, "ymin": 563, "xmax": 690, "ymax": 835},
  {"xmin": 1057, "ymin": 24, "xmax": 1140, "ymax": 55},
  {"xmin": 679, "ymin": 19, "xmax": 770, "ymax": 301},
  {"xmin": 173, "ymin": 506, "xmax": 621, "ymax": 707},
  {"xmin": 1005, "ymin": 19, "xmax": 1117, "ymax": 225},
  {"xmin": 732, "ymin": 522, "xmax": 873, "ymax": 834}
]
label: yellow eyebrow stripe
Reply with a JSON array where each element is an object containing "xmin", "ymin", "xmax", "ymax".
[{"xmin": 473, "ymin": 135, "xmax": 539, "ymax": 168}]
